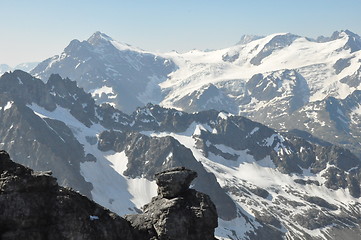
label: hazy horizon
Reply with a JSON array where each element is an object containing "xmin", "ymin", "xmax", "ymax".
[{"xmin": 1, "ymin": 0, "xmax": 360, "ymax": 66}]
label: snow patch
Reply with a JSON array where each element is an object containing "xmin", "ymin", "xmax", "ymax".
[
  {"xmin": 91, "ymin": 86, "xmax": 115, "ymax": 96},
  {"xmin": 89, "ymin": 215, "xmax": 99, "ymax": 221},
  {"xmin": 3, "ymin": 101, "xmax": 14, "ymax": 111},
  {"xmin": 218, "ymin": 112, "xmax": 232, "ymax": 120}
]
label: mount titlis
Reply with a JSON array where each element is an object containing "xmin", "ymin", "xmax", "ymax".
[{"xmin": 0, "ymin": 30, "xmax": 360, "ymax": 239}]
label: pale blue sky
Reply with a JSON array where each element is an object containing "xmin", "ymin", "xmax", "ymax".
[{"xmin": 1, "ymin": 0, "xmax": 360, "ymax": 66}]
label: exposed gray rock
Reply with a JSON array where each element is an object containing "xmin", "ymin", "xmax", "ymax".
[
  {"xmin": 294, "ymin": 178, "xmax": 320, "ymax": 186},
  {"xmin": 46, "ymin": 73, "xmax": 97, "ymax": 127},
  {"xmin": 249, "ymin": 186, "xmax": 269, "ymax": 199},
  {"xmin": 155, "ymin": 167, "xmax": 197, "ymax": 199},
  {"xmin": 326, "ymin": 224, "xmax": 361, "ymax": 240},
  {"xmin": 0, "ymin": 93, "xmax": 93, "ymax": 198},
  {"xmin": 0, "ymin": 150, "xmax": 134, "ymax": 240},
  {"xmin": 0, "ymin": 70, "xmax": 56, "ymax": 111},
  {"xmin": 245, "ymin": 69, "xmax": 309, "ymax": 112},
  {"xmin": 304, "ymin": 196, "xmax": 338, "ymax": 210},
  {"xmin": 125, "ymin": 167, "xmax": 218, "ymax": 240},
  {"xmin": 340, "ymin": 65, "xmax": 361, "ymax": 87},
  {"xmin": 337, "ymin": 30, "xmax": 361, "ymax": 53},
  {"xmin": 222, "ymin": 52, "xmax": 239, "ymax": 62},
  {"xmin": 334, "ymin": 57, "xmax": 353, "ymax": 74},
  {"xmin": 293, "ymin": 209, "xmax": 335, "ymax": 230}
]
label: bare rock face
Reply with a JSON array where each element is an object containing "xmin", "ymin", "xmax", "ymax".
[
  {"xmin": 126, "ymin": 167, "xmax": 218, "ymax": 240},
  {"xmin": 155, "ymin": 167, "xmax": 197, "ymax": 198},
  {"xmin": 0, "ymin": 150, "xmax": 133, "ymax": 240}
]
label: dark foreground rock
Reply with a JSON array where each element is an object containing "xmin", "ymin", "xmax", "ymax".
[
  {"xmin": 0, "ymin": 151, "xmax": 219, "ymax": 240},
  {"xmin": 0, "ymin": 150, "xmax": 133, "ymax": 240},
  {"xmin": 126, "ymin": 167, "xmax": 218, "ymax": 240}
]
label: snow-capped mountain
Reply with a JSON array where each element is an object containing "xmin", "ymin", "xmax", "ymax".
[
  {"xmin": 31, "ymin": 30, "xmax": 361, "ymax": 160},
  {"xmin": 0, "ymin": 64, "xmax": 12, "ymax": 75},
  {"xmin": 0, "ymin": 62, "xmax": 38, "ymax": 75},
  {"xmin": 161, "ymin": 30, "xmax": 361, "ymax": 110},
  {"xmin": 14, "ymin": 62, "xmax": 39, "ymax": 72},
  {"xmin": 31, "ymin": 32, "xmax": 176, "ymax": 113},
  {"xmin": 31, "ymin": 30, "xmax": 361, "ymax": 110},
  {"xmin": 1, "ymin": 70, "xmax": 360, "ymax": 239}
]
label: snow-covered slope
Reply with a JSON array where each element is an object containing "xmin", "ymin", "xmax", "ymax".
[{"xmin": 160, "ymin": 31, "xmax": 361, "ymax": 109}]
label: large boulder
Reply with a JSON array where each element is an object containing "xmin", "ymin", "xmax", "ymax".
[
  {"xmin": 155, "ymin": 167, "xmax": 197, "ymax": 198},
  {"xmin": 126, "ymin": 167, "xmax": 218, "ymax": 240}
]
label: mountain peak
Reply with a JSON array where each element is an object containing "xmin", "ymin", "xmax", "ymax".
[
  {"xmin": 88, "ymin": 31, "xmax": 114, "ymax": 43},
  {"xmin": 331, "ymin": 30, "xmax": 351, "ymax": 40},
  {"xmin": 335, "ymin": 30, "xmax": 361, "ymax": 53},
  {"xmin": 236, "ymin": 34, "xmax": 263, "ymax": 45},
  {"xmin": 87, "ymin": 31, "xmax": 141, "ymax": 52},
  {"xmin": 335, "ymin": 29, "xmax": 360, "ymax": 38},
  {"xmin": 317, "ymin": 30, "xmax": 360, "ymax": 42},
  {"xmin": 0, "ymin": 64, "xmax": 12, "ymax": 75},
  {"xmin": 86, "ymin": 31, "xmax": 115, "ymax": 48}
]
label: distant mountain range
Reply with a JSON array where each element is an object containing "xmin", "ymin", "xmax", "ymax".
[
  {"xmin": 29, "ymin": 30, "xmax": 361, "ymax": 160},
  {"xmin": 0, "ymin": 70, "xmax": 360, "ymax": 239},
  {"xmin": 0, "ymin": 62, "xmax": 38, "ymax": 75}
]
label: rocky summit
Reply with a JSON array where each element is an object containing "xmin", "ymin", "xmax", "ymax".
[
  {"xmin": 0, "ymin": 151, "xmax": 218, "ymax": 240},
  {"xmin": 125, "ymin": 167, "xmax": 218, "ymax": 240}
]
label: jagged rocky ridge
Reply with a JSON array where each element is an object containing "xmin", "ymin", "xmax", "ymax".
[
  {"xmin": 0, "ymin": 70, "xmax": 361, "ymax": 239},
  {"xmin": 0, "ymin": 151, "xmax": 218, "ymax": 240},
  {"xmin": 30, "ymin": 30, "xmax": 361, "ymax": 161}
]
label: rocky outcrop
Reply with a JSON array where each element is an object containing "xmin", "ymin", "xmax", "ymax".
[
  {"xmin": 0, "ymin": 151, "xmax": 219, "ymax": 240},
  {"xmin": 0, "ymin": 150, "xmax": 133, "ymax": 240},
  {"xmin": 155, "ymin": 167, "xmax": 197, "ymax": 198},
  {"xmin": 125, "ymin": 167, "xmax": 218, "ymax": 240}
]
